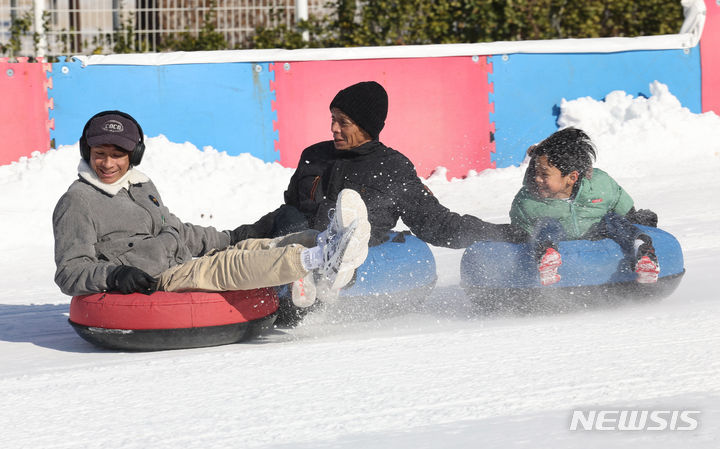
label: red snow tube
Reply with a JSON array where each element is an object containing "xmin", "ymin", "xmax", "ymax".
[{"xmin": 69, "ymin": 289, "xmax": 279, "ymax": 351}]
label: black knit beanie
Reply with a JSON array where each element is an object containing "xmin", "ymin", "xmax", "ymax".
[{"xmin": 330, "ymin": 81, "xmax": 388, "ymax": 140}]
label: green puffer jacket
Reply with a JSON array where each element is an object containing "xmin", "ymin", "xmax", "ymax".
[
  {"xmin": 53, "ymin": 162, "xmax": 231, "ymax": 296},
  {"xmin": 510, "ymin": 168, "xmax": 634, "ymax": 239}
]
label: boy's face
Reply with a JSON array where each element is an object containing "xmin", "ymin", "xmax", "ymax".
[
  {"xmin": 89, "ymin": 144, "xmax": 131, "ymax": 184},
  {"xmin": 330, "ymin": 108, "xmax": 371, "ymax": 150},
  {"xmin": 533, "ymin": 155, "xmax": 578, "ymax": 199}
]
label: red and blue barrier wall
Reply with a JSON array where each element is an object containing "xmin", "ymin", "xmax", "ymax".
[
  {"xmin": 49, "ymin": 57, "xmax": 278, "ymax": 163},
  {"xmin": 45, "ymin": 56, "xmax": 494, "ymax": 178},
  {"xmin": 1, "ymin": 0, "xmax": 716, "ymax": 179}
]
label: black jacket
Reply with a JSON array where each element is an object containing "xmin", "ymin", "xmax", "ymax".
[{"xmin": 245, "ymin": 140, "xmax": 525, "ymax": 247}]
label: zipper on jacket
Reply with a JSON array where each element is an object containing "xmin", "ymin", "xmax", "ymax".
[
  {"xmin": 569, "ymin": 180, "xmax": 586, "ymax": 238},
  {"xmin": 569, "ymin": 202, "xmax": 580, "ymax": 237},
  {"xmin": 310, "ymin": 176, "xmax": 320, "ymax": 201}
]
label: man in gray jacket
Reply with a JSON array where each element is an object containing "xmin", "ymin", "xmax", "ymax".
[{"xmin": 52, "ymin": 111, "xmax": 371, "ymax": 306}]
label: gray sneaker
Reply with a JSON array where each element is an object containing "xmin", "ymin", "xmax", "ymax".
[
  {"xmin": 318, "ymin": 189, "xmax": 371, "ymax": 291},
  {"xmin": 318, "ymin": 189, "xmax": 369, "ymax": 249}
]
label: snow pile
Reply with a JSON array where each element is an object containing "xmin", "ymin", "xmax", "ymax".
[
  {"xmin": 138, "ymin": 136, "xmax": 293, "ymax": 228},
  {"xmin": 557, "ymin": 81, "xmax": 720, "ymax": 177}
]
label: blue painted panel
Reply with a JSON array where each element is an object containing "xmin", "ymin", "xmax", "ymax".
[
  {"xmin": 50, "ymin": 58, "xmax": 278, "ymax": 162},
  {"xmin": 489, "ymin": 48, "xmax": 701, "ymax": 168}
]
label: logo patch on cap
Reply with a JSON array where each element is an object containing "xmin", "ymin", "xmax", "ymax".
[{"xmin": 103, "ymin": 120, "xmax": 124, "ymax": 133}]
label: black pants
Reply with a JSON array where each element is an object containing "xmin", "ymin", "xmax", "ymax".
[{"xmin": 269, "ymin": 205, "xmax": 309, "ymax": 238}]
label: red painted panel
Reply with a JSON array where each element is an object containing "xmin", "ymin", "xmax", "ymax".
[
  {"xmin": 271, "ymin": 57, "xmax": 494, "ymax": 179},
  {"xmin": 702, "ymin": 0, "xmax": 720, "ymax": 114},
  {"xmin": 0, "ymin": 58, "xmax": 53, "ymax": 166}
]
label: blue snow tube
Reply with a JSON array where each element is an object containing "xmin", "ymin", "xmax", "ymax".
[
  {"xmin": 460, "ymin": 225, "xmax": 684, "ymax": 313},
  {"xmin": 277, "ymin": 232, "xmax": 437, "ymax": 324},
  {"xmin": 341, "ymin": 231, "xmax": 437, "ymax": 300}
]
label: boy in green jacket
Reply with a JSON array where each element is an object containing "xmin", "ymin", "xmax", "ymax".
[{"xmin": 509, "ymin": 127, "xmax": 660, "ymax": 286}]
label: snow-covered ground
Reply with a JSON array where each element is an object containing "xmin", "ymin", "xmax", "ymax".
[{"xmin": 1, "ymin": 82, "xmax": 719, "ymax": 448}]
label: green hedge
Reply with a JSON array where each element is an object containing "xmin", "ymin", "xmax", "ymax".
[{"xmin": 253, "ymin": 0, "xmax": 684, "ymax": 49}]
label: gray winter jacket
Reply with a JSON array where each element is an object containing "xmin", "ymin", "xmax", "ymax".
[{"xmin": 52, "ymin": 162, "xmax": 231, "ymax": 296}]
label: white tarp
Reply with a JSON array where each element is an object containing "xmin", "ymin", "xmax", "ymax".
[{"xmin": 74, "ymin": 0, "xmax": 706, "ymax": 66}]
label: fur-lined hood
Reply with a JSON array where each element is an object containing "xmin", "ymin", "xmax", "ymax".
[{"xmin": 78, "ymin": 159, "xmax": 150, "ymax": 196}]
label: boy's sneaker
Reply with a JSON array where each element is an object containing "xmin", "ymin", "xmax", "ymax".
[
  {"xmin": 318, "ymin": 189, "xmax": 371, "ymax": 291},
  {"xmin": 291, "ymin": 274, "xmax": 317, "ymax": 308},
  {"xmin": 538, "ymin": 247, "xmax": 562, "ymax": 286},
  {"xmin": 635, "ymin": 256, "xmax": 660, "ymax": 284},
  {"xmin": 635, "ymin": 242, "xmax": 660, "ymax": 284}
]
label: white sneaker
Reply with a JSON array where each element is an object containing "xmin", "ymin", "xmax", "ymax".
[
  {"xmin": 335, "ymin": 189, "xmax": 371, "ymax": 266},
  {"xmin": 319, "ymin": 189, "xmax": 370, "ymax": 257},
  {"xmin": 291, "ymin": 273, "xmax": 317, "ymax": 308},
  {"xmin": 320, "ymin": 220, "xmax": 358, "ymax": 290},
  {"xmin": 319, "ymin": 189, "xmax": 371, "ymax": 291}
]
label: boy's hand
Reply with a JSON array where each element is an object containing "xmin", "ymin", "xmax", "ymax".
[{"xmin": 626, "ymin": 208, "xmax": 658, "ymax": 227}]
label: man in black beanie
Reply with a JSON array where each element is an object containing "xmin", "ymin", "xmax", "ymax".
[
  {"xmin": 242, "ymin": 80, "xmax": 524, "ymax": 246},
  {"xmin": 329, "ymin": 81, "xmax": 388, "ymax": 141},
  {"xmin": 236, "ymin": 81, "xmax": 526, "ymax": 321}
]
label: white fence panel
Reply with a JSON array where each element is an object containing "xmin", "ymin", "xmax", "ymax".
[{"xmin": 0, "ymin": 0, "xmax": 326, "ymax": 57}]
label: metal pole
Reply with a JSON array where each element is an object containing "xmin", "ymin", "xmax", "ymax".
[
  {"xmin": 295, "ymin": 0, "xmax": 309, "ymax": 41},
  {"xmin": 112, "ymin": 0, "xmax": 119, "ymax": 30},
  {"xmin": 34, "ymin": 0, "xmax": 47, "ymax": 58}
]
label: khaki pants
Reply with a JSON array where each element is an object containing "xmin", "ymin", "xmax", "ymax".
[{"xmin": 157, "ymin": 230, "xmax": 318, "ymax": 292}]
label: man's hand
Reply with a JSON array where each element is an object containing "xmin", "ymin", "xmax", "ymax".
[{"xmin": 107, "ymin": 266, "xmax": 158, "ymax": 295}]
